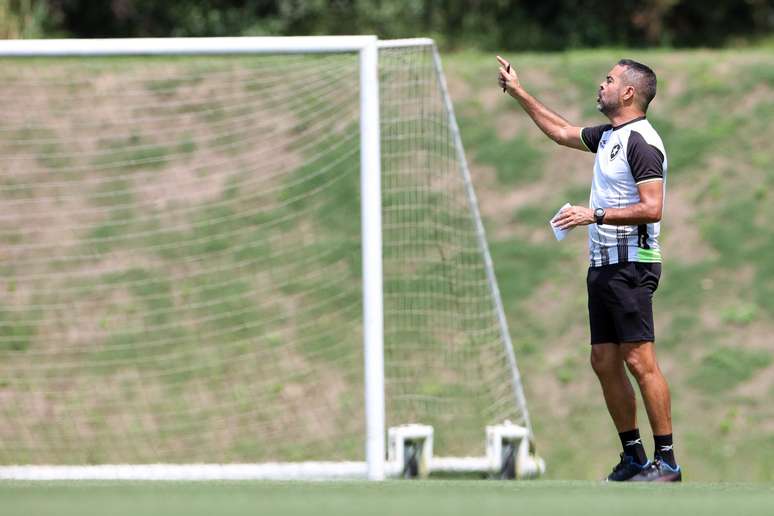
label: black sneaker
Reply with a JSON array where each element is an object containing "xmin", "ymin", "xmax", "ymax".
[
  {"xmin": 630, "ymin": 457, "xmax": 682, "ymax": 482},
  {"xmin": 604, "ymin": 453, "xmax": 651, "ymax": 481}
]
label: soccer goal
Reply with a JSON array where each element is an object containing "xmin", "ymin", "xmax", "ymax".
[{"xmin": 0, "ymin": 36, "xmax": 541, "ymax": 480}]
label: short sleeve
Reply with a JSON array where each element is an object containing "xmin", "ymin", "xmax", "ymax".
[
  {"xmin": 581, "ymin": 124, "xmax": 612, "ymax": 153},
  {"xmin": 627, "ymin": 131, "xmax": 664, "ymax": 184}
]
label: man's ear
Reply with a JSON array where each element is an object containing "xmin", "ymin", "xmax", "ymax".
[{"xmin": 622, "ymin": 85, "xmax": 636, "ymax": 104}]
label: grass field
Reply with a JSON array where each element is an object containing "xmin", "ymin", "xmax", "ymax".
[{"xmin": 1, "ymin": 480, "xmax": 774, "ymax": 516}]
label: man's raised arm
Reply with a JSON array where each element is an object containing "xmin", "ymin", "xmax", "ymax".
[{"xmin": 497, "ymin": 55, "xmax": 587, "ymax": 151}]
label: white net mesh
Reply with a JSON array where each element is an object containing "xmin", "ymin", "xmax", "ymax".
[{"xmin": 0, "ymin": 43, "xmax": 527, "ymax": 465}]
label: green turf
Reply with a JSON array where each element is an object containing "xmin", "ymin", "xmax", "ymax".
[{"xmin": 1, "ymin": 480, "xmax": 773, "ymax": 516}]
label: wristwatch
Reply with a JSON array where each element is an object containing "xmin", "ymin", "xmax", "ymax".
[{"xmin": 594, "ymin": 207, "xmax": 606, "ymax": 225}]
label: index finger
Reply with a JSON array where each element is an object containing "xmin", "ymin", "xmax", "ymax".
[{"xmin": 496, "ymin": 55, "xmax": 510, "ymax": 67}]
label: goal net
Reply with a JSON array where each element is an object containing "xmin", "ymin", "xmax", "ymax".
[{"xmin": 0, "ymin": 37, "xmax": 533, "ymax": 479}]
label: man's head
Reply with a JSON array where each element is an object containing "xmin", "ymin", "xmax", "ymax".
[{"xmin": 596, "ymin": 59, "xmax": 657, "ymax": 117}]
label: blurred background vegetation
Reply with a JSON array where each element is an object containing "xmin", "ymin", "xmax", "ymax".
[{"xmin": 1, "ymin": 0, "xmax": 773, "ymax": 49}]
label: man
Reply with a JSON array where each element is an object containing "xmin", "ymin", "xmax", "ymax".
[{"xmin": 496, "ymin": 56, "xmax": 681, "ymax": 482}]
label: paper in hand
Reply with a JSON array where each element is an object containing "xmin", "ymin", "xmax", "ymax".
[{"xmin": 550, "ymin": 202, "xmax": 572, "ymax": 241}]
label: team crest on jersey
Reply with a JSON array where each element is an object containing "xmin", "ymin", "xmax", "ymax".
[
  {"xmin": 599, "ymin": 139, "xmax": 608, "ymax": 150},
  {"xmin": 610, "ymin": 143, "xmax": 621, "ymax": 160}
]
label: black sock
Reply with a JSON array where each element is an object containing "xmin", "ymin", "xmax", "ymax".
[
  {"xmin": 618, "ymin": 429, "xmax": 648, "ymax": 465},
  {"xmin": 654, "ymin": 434, "xmax": 677, "ymax": 468}
]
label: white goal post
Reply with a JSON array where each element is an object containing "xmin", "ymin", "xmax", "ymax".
[{"xmin": 0, "ymin": 36, "xmax": 537, "ymax": 481}]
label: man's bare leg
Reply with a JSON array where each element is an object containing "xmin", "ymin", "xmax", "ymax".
[
  {"xmin": 590, "ymin": 343, "xmax": 637, "ymax": 432},
  {"xmin": 621, "ymin": 341, "xmax": 680, "ymax": 478},
  {"xmin": 590, "ymin": 342, "xmax": 651, "ymax": 479},
  {"xmin": 620, "ymin": 341, "xmax": 672, "ymax": 435}
]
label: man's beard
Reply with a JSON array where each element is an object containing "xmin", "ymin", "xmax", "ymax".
[{"xmin": 597, "ymin": 94, "xmax": 619, "ymax": 115}]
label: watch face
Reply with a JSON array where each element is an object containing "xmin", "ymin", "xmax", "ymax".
[{"xmin": 595, "ymin": 208, "xmax": 604, "ymax": 217}]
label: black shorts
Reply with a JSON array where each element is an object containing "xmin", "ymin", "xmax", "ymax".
[{"xmin": 587, "ymin": 262, "xmax": 661, "ymax": 345}]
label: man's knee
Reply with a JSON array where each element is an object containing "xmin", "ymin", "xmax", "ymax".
[
  {"xmin": 623, "ymin": 343, "xmax": 658, "ymax": 381},
  {"xmin": 590, "ymin": 344, "xmax": 620, "ymax": 377}
]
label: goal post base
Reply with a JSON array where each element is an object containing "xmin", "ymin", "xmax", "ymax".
[
  {"xmin": 0, "ymin": 463, "xmax": 372, "ymax": 481},
  {"xmin": 486, "ymin": 421, "xmax": 546, "ymax": 479},
  {"xmin": 387, "ymin": 424, "xmax": 434, "ymax": 478},
  {"xmin": 0, "ymin": 423, "xmax": 544, "ymax": 481}
]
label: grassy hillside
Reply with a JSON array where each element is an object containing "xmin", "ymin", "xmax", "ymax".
[
  {"xmin": 0, "ymin": 48, "xmax": 771, "ymax": 482},
  {"xmin": 0, "ymin": 54, "xmax": 371, "ymax": 463},
  {"xmin": 442, "ymin": 48, "xmax": 774, "ymax": 481},
  {"xmin": 0, "ymin": 49, "xmax": 523, "ymax": 466}
]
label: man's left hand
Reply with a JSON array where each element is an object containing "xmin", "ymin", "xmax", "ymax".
[{"xmin": 552, "ymin": 205, "xmax": 595, "ymax": 230}]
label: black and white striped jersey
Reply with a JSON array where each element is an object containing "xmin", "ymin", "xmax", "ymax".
[{"xmin": 581, "ymin": 116, "xmax": 667, "ymax": 267}]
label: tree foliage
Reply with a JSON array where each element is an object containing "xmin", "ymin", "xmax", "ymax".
[{"xmin": 2, "ymin": 0, "xmax": 773, "ymax": 49}]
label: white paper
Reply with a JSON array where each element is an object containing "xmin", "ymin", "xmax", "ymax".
[{"xmin": 550, "ymin": 202, "xmax": 572, "ymax": 241}]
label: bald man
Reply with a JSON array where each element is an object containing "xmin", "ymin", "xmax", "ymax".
[{"xmin": 497, "ymin": 57, "xmax": 681, "ymax": 482}]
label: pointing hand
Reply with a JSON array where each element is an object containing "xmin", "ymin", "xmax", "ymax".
[{"xmin": 496, "ymin": 55, "xmax": 519, "ymax": 94}]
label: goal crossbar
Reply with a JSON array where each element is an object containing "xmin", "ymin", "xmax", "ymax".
[{"xmin": 0, "ymin": 36, "xmax": 434, "ymax": 57}]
